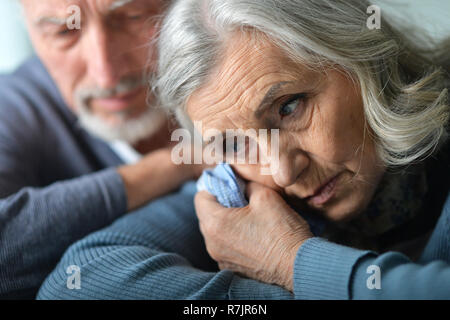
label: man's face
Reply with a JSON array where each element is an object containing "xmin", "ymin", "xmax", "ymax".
[{"xmin": 22, "ymin": 0, "xmax": 167, "ymax": 142}]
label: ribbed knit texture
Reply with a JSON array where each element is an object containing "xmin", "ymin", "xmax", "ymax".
[
  {"xmin": 37, "ymin": 182, "xmax": 293, "ymax": 300},
  {"xmin": 4, "ymin": 57, "xmax": 450, "ymax": 300},
  {"xmin": 0, "ymin": 57, "xmax": 127, "ymax": 299},
  {"xmin": 37, "ymin": 183, "xmax": 450, "ymax": 300},
  {"xmin": 294, "ymin": 191, "xmax": 450, "ymax": 300},
  {"xmin": 293, "ymin": 238, "xmax": 374, "ymax": 299}
]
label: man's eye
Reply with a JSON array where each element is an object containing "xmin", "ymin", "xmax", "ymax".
[
  {"xmin": 56, "ymin": 28, "xmax": 76, "ymax": 37},
  {"xmin": 278, "ymin": 94, "xmax": 306, "ymax": 118},
  {"xmin": 127, "ymin": 14, "xmax": 144, "ymax": 20}
]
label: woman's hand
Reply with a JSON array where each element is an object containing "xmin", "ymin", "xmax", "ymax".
[{"xmin": 195, "ymin": 182, "xmax": 313, "ymax": 291}]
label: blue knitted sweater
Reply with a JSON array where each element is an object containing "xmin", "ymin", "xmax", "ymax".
[
  {"xmin": 37, "ymin": 180, "xmax": 450, "ymax": 299},
  {"xmin": 0, "ymin": 57, "xmax": 127, "ymax": 299}
]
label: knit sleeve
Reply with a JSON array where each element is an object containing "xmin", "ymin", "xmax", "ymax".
[{"xmin": 37, "ymin": 182, "xmax": 293, "ymax": 300}]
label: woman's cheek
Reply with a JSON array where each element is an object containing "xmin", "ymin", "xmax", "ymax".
[{"xmin": 232, "ymin": 164, "xmax": 281, "ymax": 191}]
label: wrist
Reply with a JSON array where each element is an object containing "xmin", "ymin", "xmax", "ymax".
[
  {"xmin": 279, "ymin": 233, "xmax": 312, "ymax": 291},
  {"xmin": 118, "ymin": 149, "xmax": 190, "ymax": 211}
]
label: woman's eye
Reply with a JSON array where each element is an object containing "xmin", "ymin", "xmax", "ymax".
[
  {"xmin": 278, "ymin": 94, "xmax": 305, "ymax": 118},
  {"xmin": 223, "ymin": 138, "xmax": 239, "ymax": 154},
  {"xmin": 222, "ymin": 137, "xmax": 249, "ymax": 157},
  {"xmin": 127, "ymin": 14, "xmax": 144, "ymax": 20}
]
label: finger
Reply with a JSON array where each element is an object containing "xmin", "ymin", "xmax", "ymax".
[
  {"xmin": 195, "ymin": 191, "xmax": 225, "ymax": 209},
  {"xmin": 194, "ymin": 191, "xmax": 227, "ymax": 220},
  {"xmin": 218, "ymin": 261, "xmax": 236, "ymax": 271},
  {"xmin": 246, "ymin": 181, "xmax": 284, "ymax": 198},
  {"xmin": 218, "ymin": 262, "xmax": 250, "ymax": 279},
  {"xmin": 245, "ymin": 181, "xmax": 267, "ymax": 198},
  {"xmin": 247, "ymin": 181, "xmax": 284, "ymax": 203},
  {"xmin": 218, "ymin": 261, "xmax": 232, "ymax": 271}
]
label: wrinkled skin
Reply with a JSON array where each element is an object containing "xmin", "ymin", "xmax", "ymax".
[
  {"xmin": 189, "ymin": 33, "xmax": 385, "ymax": 290},
  {"xmin": 22, "ymin": 0, "xmax": 165, "ymax": 125}
]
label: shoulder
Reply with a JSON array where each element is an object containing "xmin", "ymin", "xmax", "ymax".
[
  {"xmin": 0, "ymin": 56, "xmax": 57, "ymax": 101},
  {"xmin": 419, "ymin": 145, "xmax": 450, "ymax": 262},
  {"xmin": 425, "ymin": 139, "xmax": 450, "ymax": 213},
  {"xmin": 0, "ymin": 56, "xmax": 63, "ymax": 125},
  {"xmin": 0, "ymin": 57, "xmax": 66, "ymax": 146},
  {"xmin": 36, "ymin": 182, "xmax": 202, "ymax": 299}
]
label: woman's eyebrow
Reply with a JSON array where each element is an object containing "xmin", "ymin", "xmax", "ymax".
[{"xmin": 254, "ymin": 81, "xmax": 293, "ymax": 118}]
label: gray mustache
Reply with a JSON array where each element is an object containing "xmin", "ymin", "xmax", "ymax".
[{"xmin": 75, "ymin": 75, "xmax": 148, "ymax": 103}]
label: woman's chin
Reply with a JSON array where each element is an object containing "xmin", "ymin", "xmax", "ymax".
[
  {"xmin": 318, "ymin": 189, "xmax": 373, "ymax": 223},
  {"xmin": 321, "ymin": 202, "xmax": 364, "ymax": 223},
  {"xmin": 288, "ymin": 183, "xmax": 373, "ymax": 223}
]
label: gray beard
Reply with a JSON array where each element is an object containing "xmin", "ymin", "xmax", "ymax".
[{"xmin": 77, "ymin": 105, "xmax": 167, "ymax": 145}]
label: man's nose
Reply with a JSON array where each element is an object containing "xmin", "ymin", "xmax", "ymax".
[{"xmin": 85, "ymin": 25, "xmax": 123, "ymax": 89}]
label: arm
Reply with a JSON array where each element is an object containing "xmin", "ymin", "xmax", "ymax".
[
  {"xmin": 294, "ymin": 191, "xmax": 450, "ymax": 300},
  {"xmin": 293, "ymin": 237, "xmax": 450, "ymax": 300},
  {"xmin": 0, "ymin": 167, "xmax": 128, "ymax": 298},
  {"xmin": 117, "ymin": 148, "xmax": 203, "ymax": 211},
  {"xmin": 0, "ymin": 104, "xmax": 196, "ymax": 299},
  {"xmin": 36, "ymin": 182, "xmax": 293, "ymax": 300},
  {"xmin": 0, "ymin": 100, "xmax": 130, "ymax": 298},
  {"xmin": 194, "ymin": 181, "xmax": 450, "ymax": 299},
  {"xmin": 0, "ymin": 147, "xmax": 199, "ymax": 298}
]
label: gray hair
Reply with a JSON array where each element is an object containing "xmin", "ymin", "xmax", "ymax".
[{"xmin": 154, "ymin": 0, "xmax": 450, "ymax": 166}]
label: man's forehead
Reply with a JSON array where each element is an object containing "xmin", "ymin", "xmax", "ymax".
[
  {"xmin": 22, "ymin": 0, "xmax": 139, "ymax": 15},
  {"xmin": 22, "ymin": 0, "xmax": 82, "ymax": 10}
]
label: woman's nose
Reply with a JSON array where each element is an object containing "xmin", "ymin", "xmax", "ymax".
[{"xmin": 271, "ymin": 150, "xmax": 309, "ymax": 188}]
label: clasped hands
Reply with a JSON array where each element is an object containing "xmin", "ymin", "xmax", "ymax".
[{"xmin": 195, "ymin": 182, "xmax": 313, "ymax": 292}]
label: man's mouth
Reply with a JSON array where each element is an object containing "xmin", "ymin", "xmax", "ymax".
[
  {"xmin": 306, "ymin": 173, "xmax": 340, "ymax": 206},
  {"xmin": 90, "ymin": 87, "xmax": 142, "ymax": 112}
]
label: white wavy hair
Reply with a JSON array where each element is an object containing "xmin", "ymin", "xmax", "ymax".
[{"xmin": 154, "ymin": 0, "xmax": 450, "ymax": 166}]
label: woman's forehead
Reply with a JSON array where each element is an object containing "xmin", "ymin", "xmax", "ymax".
[{"xmin": 186, "ymin": 34, "xmax": 310, "ymax": 125}]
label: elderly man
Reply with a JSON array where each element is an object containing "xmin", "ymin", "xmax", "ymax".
[{"xmin": 0, "ymin": 0, "xmax": 201, "ymax": 299}]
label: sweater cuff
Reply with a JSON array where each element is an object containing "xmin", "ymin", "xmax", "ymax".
[{"xmin": 293, "ymin": 237, "xmax": 374, "ymax": 300}]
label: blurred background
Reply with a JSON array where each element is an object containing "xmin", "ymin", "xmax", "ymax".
[
  {"xmin": 0, "ymin": 0, "xmax": 449, "ymax": 74},
  {"xmin": 0, "ymin": 0, "xmax": 33, "ymax": 74}
]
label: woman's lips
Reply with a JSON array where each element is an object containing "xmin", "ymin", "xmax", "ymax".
[{"xmin": 307, "ymin": 174, "xmax": 340, "ymax": 206}]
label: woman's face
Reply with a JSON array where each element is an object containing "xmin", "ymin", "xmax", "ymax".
[{"xmin": 186, "ymin": 34, "xmax": 385, "ymax": 222}]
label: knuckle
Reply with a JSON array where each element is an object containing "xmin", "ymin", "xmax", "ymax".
[
  {"xmin": 218, "ymin": 261, "xmax": 231, "ymax": 271},
  {"xmin": 204, "ymin": 218, "xmax": 221, "ymax": 236},
  {"xmin": 251, "ymin": 187, "xmax": 277, "ymax": 204},
  {"xmin": 194, "ymin": 192, "xmax": 205, "ymax": 208},
  {"xmin": 206, "ymin": 244, "xmax": 221, "ymax": 261}
]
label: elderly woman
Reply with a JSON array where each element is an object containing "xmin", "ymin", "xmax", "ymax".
[
  {"xmin": 37, "ymin": 0, "xmax": 449, "ymax": 300},
  {"xmin": 154, "ymin": 0, "xmax": 450, "ymax": 298}
]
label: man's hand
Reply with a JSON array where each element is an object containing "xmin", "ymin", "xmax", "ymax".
[
  {"xmin": 195, "ymin": 182, "xmax": 313, "ymax": 292},
  {"xmin": 118, "ymin": 148, "xmax": 206, "ymax": 211}
]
